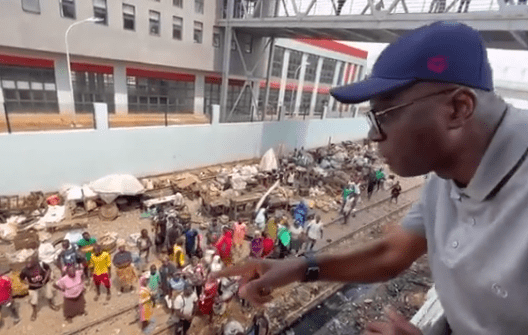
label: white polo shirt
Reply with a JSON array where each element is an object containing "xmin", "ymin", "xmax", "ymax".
[{"xmin": 402, "ymin": 103, "xmax": 528, "ymax": 335}]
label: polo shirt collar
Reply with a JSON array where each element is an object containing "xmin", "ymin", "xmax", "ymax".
[{"xmin": 452, "ymin": 102, "xmax": 528, "ymax": 202}]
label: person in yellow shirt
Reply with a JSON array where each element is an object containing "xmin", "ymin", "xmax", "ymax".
[
  {"xmin": 172, "ymin": 238, "xmax": 186, "ymax": 268},
  {"xmin": 89, "ymin": 245, "xmax": 111, "ymax": 301}
]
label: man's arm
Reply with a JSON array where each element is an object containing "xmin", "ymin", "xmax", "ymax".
[
  {"xmin": 42, "ymin": 263, "xmax": 52, "ymax": 283},
  {"xmin": 213, "ymin": 225, "xmax": 426, "ymax": 304}
]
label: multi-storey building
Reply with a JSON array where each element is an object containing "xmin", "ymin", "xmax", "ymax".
[{"xmin": 0, "ymin": 0, "xmax": 367, "ymax": 126}]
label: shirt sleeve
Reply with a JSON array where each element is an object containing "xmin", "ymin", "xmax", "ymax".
[
  {"xmin": 401, "ymin": 195, "xmax": 426, "ymax": 237},
  {"xmin": 105, "ymin": 253, "xmax": 111, "ymax": 268}
]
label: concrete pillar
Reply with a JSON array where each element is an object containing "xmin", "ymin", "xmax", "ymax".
[
  {"xmin": 328, "ymin": 61, "xmax": 343, "ymax": 114},
  {"xmin": 114, "ymin": 63, "xmax": 128, "ymax": 115},
  {"xmin": 54, "ymin": 55, "xmax": 75, "ymax": 115},
  {"xmin": 277, "ymin": 49, "xmax": 291, "ymax": 112},
  {"xmin": 294, "ymin": 53, "xmax": 309, "ymax": 116},
  {"xmin": 322, "ymin": 105, "xmax": 328, "ymax": 119},
  {"xmin": 194, "ymin": 74, "xmax": 205, "ymax": 114},
  {"xmin": 93, "ymin": 103, "xmax": 109, "ymax": 131},
  {"xmin": 309, "ymin": 57, "xmax": 324, "ymax": 117},
  {"xmin": 212, "ymin": 104, "xmax": 220, "ymax": 124}
]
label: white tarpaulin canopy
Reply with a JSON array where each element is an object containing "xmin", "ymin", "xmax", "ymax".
[
  {"xmin": 259, "ymin": 148, "xmax": 278, "ymax": 172},
  {"xmin": 88, "ymin": 174, "xmax": 145, "ymax": 203}
]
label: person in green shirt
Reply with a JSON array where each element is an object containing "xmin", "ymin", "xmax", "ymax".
[
  {"xmin": 148, "ymin": 265, "xmax": 161, "ymax": 307},
  {"xmin": 375, "ymin": 168, "xmax": 386, "ymax": 191},
  {"xmin": 77, "ymin": 232, "xmax": 97, "ymax": 279}
]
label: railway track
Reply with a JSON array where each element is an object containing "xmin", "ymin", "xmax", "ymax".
[
  {"xmin": 62, "ymin": 183, "xmax": 423, "ymax": 335},
  {"xmin": 271, "ymin": 201, "xmax": 416, "ymax": 334}
]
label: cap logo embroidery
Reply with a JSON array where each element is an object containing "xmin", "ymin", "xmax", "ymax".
[{"xmin": 427, "ymin": 55, "xmax": 448, "ymax": 74}]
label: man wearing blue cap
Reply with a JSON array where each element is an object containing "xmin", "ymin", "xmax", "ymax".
[{"xmin": 214, "ymin": 21, "xmax": 528, "ymax": 334}]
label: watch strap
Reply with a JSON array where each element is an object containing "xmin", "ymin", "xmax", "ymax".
[{"xmin": 302, "ymin": 253, "xmax": 319, "ymax": 282}]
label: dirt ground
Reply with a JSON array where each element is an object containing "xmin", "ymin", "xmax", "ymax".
[{"xmin": 0, "ymin": 113, "xmax": 210, "ymax": 133}]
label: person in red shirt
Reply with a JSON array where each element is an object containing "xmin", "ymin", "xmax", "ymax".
[
  {"xmin": 215, "ymin": 228, "xmax": 233, "ymax": 265},
  {"xmin": 0, "ymin": 273, "xmax": 20, "ymax": 327},
  {"xmin": 262, "ymin": 232, "xmax": 275, "ymax": 258}
]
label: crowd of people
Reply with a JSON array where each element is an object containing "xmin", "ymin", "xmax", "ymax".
[{"xmin": 0, "ymin": 211, "xmax": 278, "ymax": 334}]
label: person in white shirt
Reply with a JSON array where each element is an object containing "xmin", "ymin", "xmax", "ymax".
[
  {"xmin": 289, "ymin": 221, "xmax": 305, "ymax": 255},
  {"xmin": 305, "ymin": 215, "xmax": 323, "ymax": 251},
  {"xmin": 173, "ymin": 284, "xmax": 198, "ymax": 334},
  {"xmin": 254, "ymin": 207, "xmax": 266, "ymax": 231}
]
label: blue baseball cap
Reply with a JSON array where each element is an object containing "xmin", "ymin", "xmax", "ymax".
[{"xmin": 330, "ymin": 21, "xmax": 493, "ymax": 103}]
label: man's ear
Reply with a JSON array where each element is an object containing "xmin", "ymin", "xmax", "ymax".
[{"xmin": 447, "ymin": 89, "xmax": 475, "ymax": 130}]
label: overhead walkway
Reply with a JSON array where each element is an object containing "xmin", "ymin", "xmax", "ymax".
[{"xmin": 218, "ymin": 0, "xmax": 528, "ymax": 49}]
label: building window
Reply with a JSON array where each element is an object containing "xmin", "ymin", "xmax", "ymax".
[
  {"xmin": 0, "ymin": 65, "xmax": 58, "ymax": 113},
  {"xmin": 284, "ymin": 90, "xmax": 297, "ymax": 115},
  {"xmin": 287, "ymin": 50, "xmax": 303, "ymax": 79},
  {"xmin": 173, "ymin": 0, "xmax": 183, "ymax": 8},
  {"xmin": 93, "ymin": 0, "xmax": 107, "ymax": 25},
  {"xmin": 320, "ymin": 58, "xmax": 337, "ymax": 84},
  {"xmin": 205, "ymin": 82, "xmax": 221, "ymax": 112},
  {"xmin": 337, "ymin": 63, "xmax": 345, "ymax": 85},
  {"xmin": 127, "ymin": 76, "xmax": 195, "ymax": 113},
  {"xmin": 72, "ymin": 71, "xmax": 115, "ymax": 113},
  {"xmin": 193, "ymin": 21, "xmax": 203, "ymax": 44},
  {"xmin": 300, "ymin": 91, "xmax": 312, "ymax": 115},
  {"xmin": 172, "ymin": 16, "xmax": 183, "ymax": 40},
  {"xmin": 60, "ymin": 0, "xmax": 75, "ymax": 19},
  {"xmin": 271, "ymin": 46, "xmax": 285, "ymax": 78},
  {"xmin": 149, "ymin": 10, "xmax": 160, "ymax": 36},
  {"xmin": 304, "ymin": 54, "xmax": 318, "ymax": 82},
  {"xmin": 123, "ymin": 4, "xmax": 135, "ymax": 31},
  {"xmin": 315, "ymin": 93, "xmax": 329, "ymax": 117},
  {"xmin": 22, "ymin": 0, "xmax": 40, "ymax": 13},
  {"xmin": 213, "ymin": 27, "xmax": 221, "ymax": 48},
  {"xmin": 195, "ymin": 0, "xmax": 204, "ymax": 14},
  {"xmin": 226, "ymin": 83, "xmax": 252, "ymax": 122}
]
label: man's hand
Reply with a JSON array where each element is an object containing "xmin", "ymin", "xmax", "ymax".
[
  {"xmin": 211, "ymin": 258, "xmax": 306, "ymax": 305},
  {"xmin": 365, "ymin": 307, "xmax": 422, "ymax": 335}
]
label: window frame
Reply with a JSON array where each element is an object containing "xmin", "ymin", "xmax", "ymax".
[
  {"xmin": 213, "ymin": 27, "xmax": 222, "ymax": 48},
  {"xmin": 21, "ymin": 0, "xmax": 41, "ymax": 14},
  {"xmin": 149, "ymin": 10, "xmax": 161, "ymax": 36},
  {"xmin": 195, "ymin": 0, "xmax": 204, "ymax": 14},
  {"xmin": 122, "ymin": 3, "xmax": 135, "ymax": 31},
  {"xmin": 60, "ymin": 0, "xmax": 76, "ymax": 19},
  {"xmin": 172, "ymin": 16, "xmax": 183, "ymax": 40},
  {"xmin": 93, "ymin": 0, "xmax": 108, "ymax": 25},
  {"xmin": 173, "ymin": 0, "xmax": 183, "ymax": 8},
  {"xmin": 193, "ymin": 21, "xmax": 203, "ymax": 44}
]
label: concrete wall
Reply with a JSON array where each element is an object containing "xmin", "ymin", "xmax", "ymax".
[{"xmin": 0, "ymin": 117, "xmax": 369, "ymax": 195}]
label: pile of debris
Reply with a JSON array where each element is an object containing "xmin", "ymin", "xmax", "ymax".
[
  {"xmin": 325, "ymin": 255, "xmax": 433, "ymax": 335},
  {"xmin": 0, "ymin": 140, "xmax": 387, "ymax": 276}
]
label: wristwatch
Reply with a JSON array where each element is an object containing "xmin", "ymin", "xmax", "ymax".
[{"xmin": 302, "ymin": 253, "xmax": 320, "ymax": 282}]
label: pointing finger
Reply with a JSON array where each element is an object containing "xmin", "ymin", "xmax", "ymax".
[{"xmin": 212, "ymin": 259, "xmax": 260, "ymax": 279}]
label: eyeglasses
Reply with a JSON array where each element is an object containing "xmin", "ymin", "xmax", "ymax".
[{"xmin": 367, "ymin": 87, "xmax": 462, "ymax": 141}]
